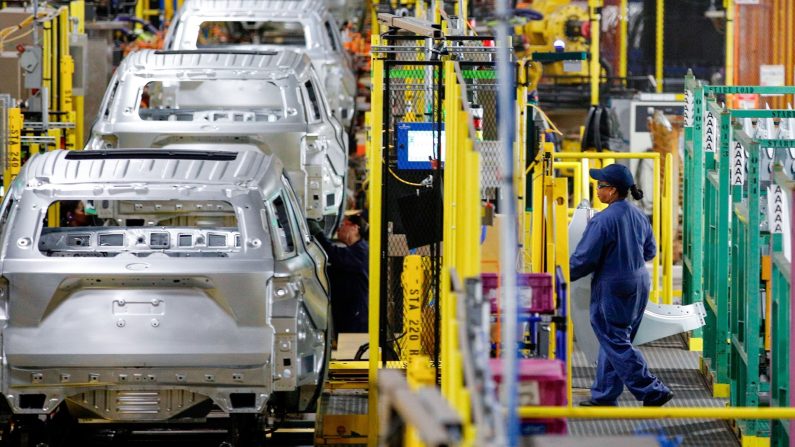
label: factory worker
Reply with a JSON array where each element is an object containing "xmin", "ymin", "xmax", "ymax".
[
  {"xmin": 308, "ymin": 213, "xmax": 369, "ymax": 338},
  {"xmin": 570, "ymin": 163, "xmax": 673, "ymax": 407}
]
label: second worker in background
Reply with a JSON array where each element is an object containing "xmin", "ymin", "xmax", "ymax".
[{"xmin": 308, "ymin": 214, "xmax": 369, "ymax": 339}]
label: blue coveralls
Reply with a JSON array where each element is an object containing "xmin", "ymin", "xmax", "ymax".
[
  {"xmin": 570, "ymin": 200, "xmax": 670, "ymax": 404},
  {"xmin": 314, "ymin": 233, "xmax": 369, "ymax": 334}
]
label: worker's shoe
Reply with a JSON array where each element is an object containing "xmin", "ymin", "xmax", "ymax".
[
  {"xmin": 578, "ymin": 399, "xmax": 617, "ymax": 407},
  {"xmin": 643, "ymin": 391, "xmax": 674, "ymax": 407}
]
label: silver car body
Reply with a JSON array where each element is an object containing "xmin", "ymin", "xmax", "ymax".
[
  {"xmin": 0, "ymin": 148, "xmax": 330, "ymax": 421},
  {"xmin": 87, "ymin": 49, "xmax": 347, "ymax": 229},
  {"xmin": 164, "ymin": 0, "xmax": 356, "ymax": 128}
]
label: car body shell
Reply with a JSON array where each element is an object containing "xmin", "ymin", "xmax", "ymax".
[
  {"xmin": 87, "ymin": 49, "xmax": 347, "ymax": 232},
  {"xmin": 164, "ymin": 0, "xmax": 356, "ymax": 128},
  {"xmin": 0, "ymin": 148, "xmax": 330, "ymax": 421}
]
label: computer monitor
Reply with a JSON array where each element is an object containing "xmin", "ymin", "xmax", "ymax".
[{"xmin": 396, "ymin": 122, "xmax": 445, "ymax": 170}]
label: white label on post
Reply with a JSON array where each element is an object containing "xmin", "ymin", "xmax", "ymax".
[
  {"xmin": 731, "ymin": 139, "xmax": 746, "ymax": 185},
  {"xmin": 735, "ymin": 0, "xmax": 760, "ymax": 4},
  {"xmin": 760, "ymin": 65, "xmax": 785, "ymax": 97},
  {"xmin": 769, "ymin": 185, "xmax": 785, "ymax": 233},
  {"xmin": 684, "ymin": 90, "xmax": 694, "ymax": 127},
  {"xmin": 704, "ymin": 112, "xmax": 717, "ymax": 152}
]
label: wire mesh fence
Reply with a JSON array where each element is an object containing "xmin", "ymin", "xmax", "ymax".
[
  {"xmin": 374, "ymin": 36, "xmax": 501, "ymax": 374},
  {"xmin": 379, "ymin": 46, "xmax": 444, "ymax": 372},
  {"xmin": 459, "ymin": 62, "xmax": 501, "ymax": 199}
]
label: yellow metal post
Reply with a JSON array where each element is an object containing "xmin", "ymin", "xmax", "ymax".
[
  {"xmin": 440, "ymin": 62, "xmax": 482, "ymax": 445},
  {"xmin": 655, "ymin": 0, "xmax": 664, "ymax": 92},
  {"xmin": 588, "ymin": 0, "xmax": 602, "ymax": 105},
  {"xmin": 3, "ymin": 109, "xmax": 23, "ymax": 194},
  {"xmin": 455, "ymin": 83, "xmax": 480, "ymax": 447},
  {"xmin": 442, "ymin": 60, "xmax": 459, "ymax": 403},
  {"xmin": 367, "ymin": 44, "xmax": 384, "ymax": 447},
  {"xmin": 70, "ymin": 0, "xmax": 85, "ymax": 148},
  {"xmin": 652, "ymin": 156, "xmax": 660, "ymax": 303},
  {"xmin": 134, "ymin": 0, "xmax": 145, "ymax": 30},
  {"xmin": 663, "ymin": 153, "xmax": 673, "ymax": 304},
  {"xmin": 405, "ymin": 356, "xmax": 435, "ymax": 447},
  {"xmin": 551, "ymin": 177, "xmax": 569, "ymax": 361},
  {"xmin": 164, "ymin": 0, "xmax": 174, "ymax": 22},
  {"xmin": 619, "ymin": 0, "xmax": 628, "ymax": 79}
]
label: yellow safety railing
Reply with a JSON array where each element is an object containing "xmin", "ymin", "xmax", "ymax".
[
  {"xmin": 548, "ymin": 151, "xmax": 674, "ymax": 305},
  {"xmin": 367, "ymin": 36, "xmax": 384, "ymax": 447},
  {"xmin": 440, "ymin": 60, "xmax": 481, "ymax": 445},
  {"xmin": 524, "ymin": 138, "xmax": 573, "ymax": 403},
  {"xmin": 70, "ymin": 1, "xmax": 85, "ymax": 147},
  {"xmin": 518, "ymin": 406, "xmax": 795, "ymax": 420},
  {"xmin": 553, "ymin": 161, "xmax": 585, "ymax": 217},
  {"xmin": 588, "ymin": 0, "xmax": 602, "ymax": 105}
]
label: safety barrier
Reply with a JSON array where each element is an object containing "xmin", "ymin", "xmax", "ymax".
[
  {"xmin": 545, "ymin": 151, "xmax": 676, "ymax": 305},
  {"xmin": 682, "ymin": 72, "xmax": 795, "ymax": 355},
  {"xmin": 702, "ymin": 106, "xmax": 795, "ymax": 402},
  {"xmin": 771, "ymin": 167, "xmax": 792, "ymax": 447},
  {"xmin": 368, "ymin": 25, "xmax": 492, "ymax": 443},
  {"xmin": 682, "ymin": 70, "xmax": 795, "ymax": 445}
]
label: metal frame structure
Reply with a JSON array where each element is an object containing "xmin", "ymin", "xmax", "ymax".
[
  {"xmin": 86, "ymin": 49, "xmax": 348, "ymax": 234},
  {"xmin": 0, "ymin": 148, "xmax": 331, "ymax": 442},
  {"xmin": 683, "ymin": 73, "xmax": 795, "ymax": 355},
  {"xmin": 702, "ymin": 105, "xmax": 795, "ymax": 401},
  {"xmin": 683, "ymin": 72, "xmax": 795, "ymax": 445},
  {"xmin": 164, "ymin": 0, "xmax": 357, "ymax": 129}
]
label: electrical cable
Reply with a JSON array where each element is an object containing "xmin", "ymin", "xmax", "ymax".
[
  {"xmin": 388, "ymin": 166, "xmax": 425, "ymax": 187},
  {"xmin": 528, "ymin": 103, "xmax": 563, "ymax": 136},
  {"xmin": 3, "ymin": 28, "xmax": 34, "ymax": 45}
]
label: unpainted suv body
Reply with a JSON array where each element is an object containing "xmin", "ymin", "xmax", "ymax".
[
  {"xmin": 0, "ymin": 148, "xmax": 329, "ymax": 432},
  {"xmin": 165, "ymin": 0, "xmax": 356, "ymax": 129},
  {"xmin": 87, "ymin": 49, "xmax": 347, "ymax": 233}
]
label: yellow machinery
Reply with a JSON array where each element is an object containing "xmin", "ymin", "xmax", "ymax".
[
  {"xmin": 513, "ymin": 0, "xmax": 590, "ymax": 79},
  {"xmin": 0, "ymin": 1, "xmax": 85, "ymax": 219},
  {"xmin": 135, "ymin": 0, "xmax": 182, "ymax": 27}
]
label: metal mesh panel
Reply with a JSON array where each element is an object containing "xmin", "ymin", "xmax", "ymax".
[
  {"xmin": 477, "ymin": 140, "xmax": 502, "ymax": 189},
  {"xmin": 461, "ymin": 63, "xmax": 501, "ymax": 199},
  {"xmin": 378, "ymin": 40, "xmax": 444, "ymax": 371}
]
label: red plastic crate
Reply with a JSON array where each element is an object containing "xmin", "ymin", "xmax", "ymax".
[
  {"xmin": 489, "ymin": 358, "xmax": 567, "ymax": 406},
  {"xmin": 490, "ymin": 358, "xmax": 568, "ymax": 434},
  {"xmin": 482, "ymin": 272, "xmax": 554, "ymax": 314}
]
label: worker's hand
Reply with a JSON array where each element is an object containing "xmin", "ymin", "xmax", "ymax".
[{"xmin": 306, "ymin": 219, "xmax": 324, "ymax": 237}]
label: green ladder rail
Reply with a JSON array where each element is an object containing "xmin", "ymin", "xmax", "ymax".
[
  {"xmin": 727, "ymin": 126, "xmax": 795, "ymax": 443},
  {"xmin": 701, "ymin": 106, "xmax": 795, "ymax": 401},
  {"xmin": 682, "ymin": 73, "xmax": 795, "ymax": 354},
  {"xmin": 772, "ymin": 167, "xmax": 793, "ymax": 447}
]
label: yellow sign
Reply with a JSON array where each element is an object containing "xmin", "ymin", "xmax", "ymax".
[{"xmin": 4, "ymin": 108, "xmax": 23, "ymax": 193}]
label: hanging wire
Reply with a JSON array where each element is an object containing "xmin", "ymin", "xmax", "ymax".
[
  {"xmin": 528, "ymin": 103, "xmax": 564, "ymax": 135},
  {"xmin": 388, "ymin": 166, "xmax": 426, "ymax": 187}
]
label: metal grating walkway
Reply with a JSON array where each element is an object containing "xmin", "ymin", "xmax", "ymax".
[{"xmin": 569, "ymin": 335, "xmax": 740, "ymax": 446}]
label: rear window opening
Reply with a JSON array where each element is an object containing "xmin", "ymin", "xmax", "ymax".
[
  {"xmin": 197, "ymin": 20, "xmax": 307, "ymax": 47},
  {"xmin": 138, "ymin": 80, "xmax": 298, "ymax": 123},
  {"xmin": 38, "ymin": 200, "xmax": 242, "ymax": 258}
]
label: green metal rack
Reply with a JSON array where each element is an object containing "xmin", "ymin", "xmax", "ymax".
[
  {"xmin": 682, "ymin": 73, "xmax": 795, "ymax": 444},
  {"xmin": 771, "ymin": 166, "xmax": 794, "ymax": 447},
  {"xmin": 683, "ymin": 72, "xmax": 795, "ymax": 357}
]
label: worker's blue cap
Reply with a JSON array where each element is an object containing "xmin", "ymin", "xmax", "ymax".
[{"xmin": 589, "ymin": 163, "xmax": 635, "ymax": 190}]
